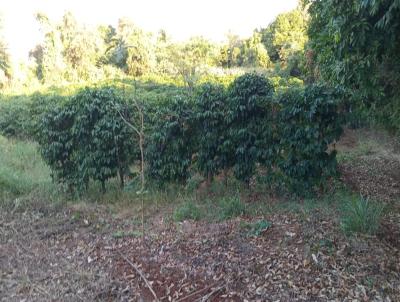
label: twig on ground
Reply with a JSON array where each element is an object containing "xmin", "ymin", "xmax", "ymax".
[
  {"xmin": 118, "ymin": 251, "xmax": 160, "ymax": 302},
  {"xmin": 176, "ymin": 283, "xmax": 223, "ymax": 302},
  {"xmin": 196, "ymin": 284, "xmax": 225, "ymax": 302}
]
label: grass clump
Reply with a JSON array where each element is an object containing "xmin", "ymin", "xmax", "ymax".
[
  {"xmin": 174, "ymin": 200, "xmax": 203, "ymax": 222},
  {"xmin": 218, "ymin": 195, "xmax": 246, "ymax": 220},
  {"xmin": 0, "ymin": 136, "xmax": 53, "ymax": 202},
  {"xmin": 340, "ymin": 196, "xmax": 384, "ymax": 235}
]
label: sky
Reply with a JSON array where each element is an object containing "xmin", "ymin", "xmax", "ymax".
[{"xmin": 0, "ymin": 0, "xmax": 298, "ymax": 63}]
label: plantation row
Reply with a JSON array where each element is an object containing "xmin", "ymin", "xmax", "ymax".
[{"xmin": 34, "ymin": 73, "xmax": 343, "ymax": 195}]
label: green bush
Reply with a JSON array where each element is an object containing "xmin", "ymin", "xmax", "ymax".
[
  {"xmin": 0, "ymin": 94, "xmax": 65, "ymax": 139},
  {"xmin": 0, "ymin": 97, "xmax": 31, "ymax": 138},
  {"xmin": 174, "ymin": 200, "xmax": 203, "ymax": 221},
  {"xmin": 194, "ymin": 83, "xmax": 229, "ymax": 182},
  {"xmin": 227, "ymin": 73, "xmax": 275, "ymax": 184},
  {"xmin": 340, "ymin": 196, "xmax": 384, "ymax": 235},
  {"xmin": 146, "ymin": 96, "xmax": 195, "ymax": 184},
  {"xmin": 277, "ymin": 84, "xmax": 343, "ymax": 195},
  {"xmin": 37, "ymin": 87, "xmax": 137, "ymax": 193},
  {"xmin": 27, "ymin": 73, "xmax": 344, "ymax": 196},
  {"xmin": 218, "ymin": 196, "xmax": 246, "ymax": 220}
]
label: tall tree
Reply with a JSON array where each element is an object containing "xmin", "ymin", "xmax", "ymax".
[
  {"xmin": 260, "ymin": 8, "xmax": 308, "ymax": 63},
  {"xmin": 0, "ymin": 16, "xmax": 11, "ymax": 86},
  {"xmin": 31, "ymin": 13, "xmax": 66, "ymax": 83},
  {"xmin": 106, "ymin": 18, "xmax": 155, "ymax": 76},
  {"xmin": 59, "ymin": 12, "xmax": 104, "ymax": 81},
  {"xmin": 242, "ymin": 32, "xmax": 271, "ymax": 68},
  {"xmin": 306, "ymin": 0, "xmax": 400, "ymax": 129}
]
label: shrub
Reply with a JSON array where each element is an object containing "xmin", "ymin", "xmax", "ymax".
[
  {"xmin": 71, "ymin": 87, "xmax": 137, "ymax": 191},
  {"xmin": 277, "ymin": 84, "xmax": 343, "ymax": 195},
  {"xmin": 340, "ymin": 196, "xmax": 384, "ymax": 235},
  {"xmin": 194, "ymin": 83, "xmax": 229, "ymax": 182},
  {"xmin": 0, "ymin": 94, "xmax": 64, "ymax": 140},
  {"xmin": 227, "ymin": 73, "xmax": 274, "ymax": 184},
  {"xmin": 218, "ymin": 195, "xmax": 246, "ymax": 220},
  {"xmin": 0, "ymin": 97, "xmax": 32, "ymax": 138},
  {"xmin": 174, "ymin": 200, "xmax": 202, "ymax": 222},
  {"xmin": 146, "ymin": 96, "xmax": 195, "ymax": 184},
  {"xmin": 37, "ymin": 87, "xmax": 137, "ymax": 193}
]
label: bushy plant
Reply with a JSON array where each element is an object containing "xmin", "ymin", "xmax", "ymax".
[
  {"xmin": 218, "ymin": 195, "xmax": 246, "ymax": 220},
  {"xmin": 71, "ymin": 87, "xmax": 137, "ymax": 191},
  {"xmin": 146, "ymin": 96, "xmax": 195, "ymax": 184},
  {"xmin": 0, "ymin": 97, "xmax": 32, "ymax": 139},
  {"xmin": 37, "ymin": 87, "xmax": 137, "ymax": 193},
  {"xmin": 341, "ymin": 196, "xmax": 384, "ymax": 235},
  {"xmin": 174, "ymin": 200, "xmax": 202, "ymax": 221},
  {"xmin": 277, "ymin": 84, "xmax": 343, "ymax": 195},
  {"xmin": 194, "ymin": 83, "xmax": 228, "ymax": 182},
  {"xmin": 227, "ymin": 73, "xmax": 274, "ymax": 185}
]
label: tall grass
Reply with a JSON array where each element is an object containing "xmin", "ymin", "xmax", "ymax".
[
  {"xmin": 0, "ymin": 136, "xmax": 54, "ymax": 202},
  {"xmin": 340, "ymin": 196, "xmax": 384, "ymax": 235}
]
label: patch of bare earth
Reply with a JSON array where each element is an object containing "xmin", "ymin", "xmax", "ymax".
[
  {"xmin": 0, "ymin": 204, "xmax": 129, "ymax": 301},
  {"xmin": 1, "ymin": 201, "xmax": 399, "ymax": 301},
  {"xmin": 338, "ymin": 128, "xmax": 400, "ymax": 202}
]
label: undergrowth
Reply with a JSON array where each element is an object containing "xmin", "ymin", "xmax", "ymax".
[
  {"xmin": 0, "ymin": 136, "xmax": 55, "ymax": 203},
  {"xmin": 340, "ymin": 196, "xmax": 384, "ymax": 235}
]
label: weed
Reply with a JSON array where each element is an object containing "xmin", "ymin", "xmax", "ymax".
[
  {"xmin": 0, "ymin": 136, "xmax": 54, "ymax": 203},
  {"xmin": 173, "ymin": 200, "xmax": 203, "ymax": 222},
  {"xmin": 218, "ymin": 195, "xmax": 246, "ymax": 220},
  {"xmin": 244, "ymin": 219, "xmax": 272, "ymax": 236},
  {"xmin": 340, "ymin": 196, "xmax": 384, "ymax": 235},
  {"xmin": 184, "ymin": 174, "xmax": 205, "ymax": 192}
]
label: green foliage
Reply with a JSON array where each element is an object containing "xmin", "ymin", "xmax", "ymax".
[
  {"xmin": 277, "ymin": 84, "xmax": 343, "ymax": 194},
  {"xmin": 259, "ymin": 7, "xmax": 308, "ymax": 76},
  {"xmin": 0, "ymin": 17, "xmax": 11, "ymax": 87},
  {"xmin": 0, "ymin": 97, "xmax": 32, "ymax": 138},
  {"xmin": 242, "ymin": 32, "xmax": 271, "ymax": 68},
  {"xmin": 245, "ymin": 219, "xmax": 272, "ymax": 236},
  {"xmin": 146, "ymin": 96, "xmax": 195, "ymax": 184},
  {"xmin": 0, "ymin": 94, "xmax": 63, "ymax": 139},
  {"xmin": 340, "ymin": 196, "xmax": 384, "ymax": 235},
  {"xmin": 174, "ymin": 200, "xmax": 203, "ymax": 221},
  {"xmin": 0, "ymin": 136, "xmax": 53, "ymax": 201},
  {"xmin": 306, "ymin": 0, "xmax": 400, "ymax": 131},
  {"xmin": 218, "ymin": 195, "xmax": 246, "ymax": 220},
  {"xmin": 228, "ymin": 73, "xmax": 274, "ymax": 184},
  {"xmin": 2, "ymin": 70, "xmax": 343, "ymax": 196},
  {"xmin": 194, "ymin": 83, "xmax": 228, "ymax": 181},
  {"xmin": 36, "ymin": 87, "xmax": 137, "ymax": 192}
]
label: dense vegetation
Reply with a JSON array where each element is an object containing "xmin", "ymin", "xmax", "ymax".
[{"xmin": 1, "ymin": 1, "xmax": 399, "ymax": 197}]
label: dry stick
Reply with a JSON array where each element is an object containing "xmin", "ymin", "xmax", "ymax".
[
  {"xmin": 175, "ymin": 283, "xmax": 221, "ymax": 302},
  {"xmin": 117, "ymin": 93, "xmax": 146, "ymax": 245},
  {"xmin": 197, "ymin": 284, "xmax": 225, "ymax": 302},
  {"xmin": 118, "ymin": 252, "xmax": 160, "ymax": 302}
]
